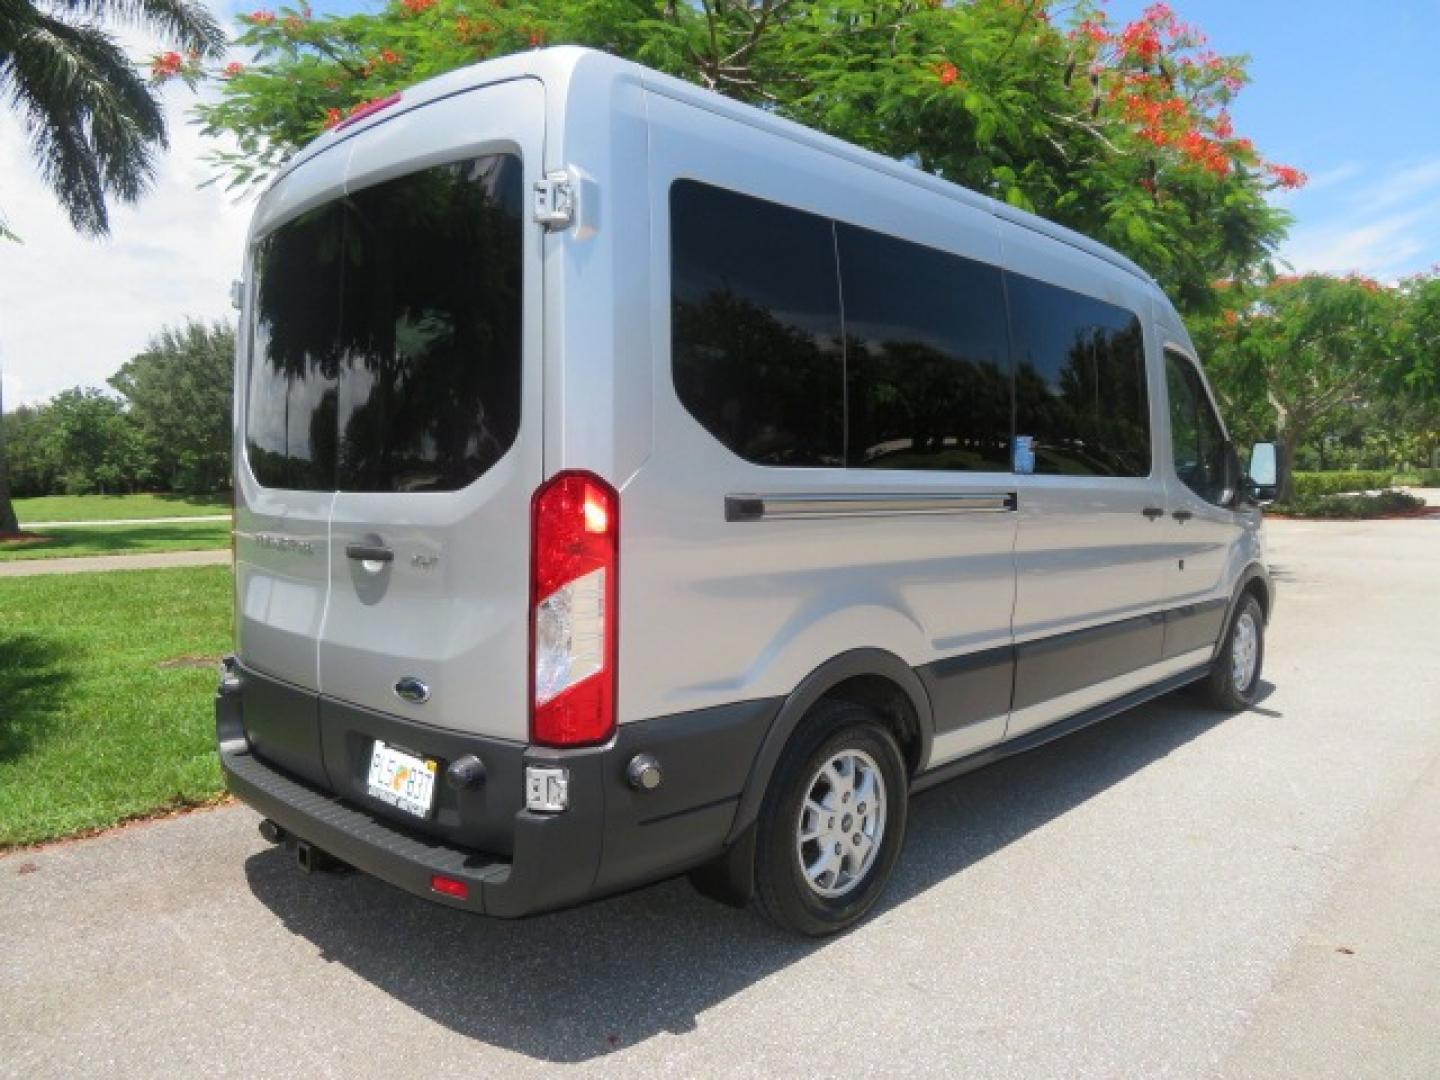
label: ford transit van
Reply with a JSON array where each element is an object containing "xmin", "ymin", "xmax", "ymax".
[{"xmin": 217, "ymin": 47, "xmax": 1277, "ymax": 935}]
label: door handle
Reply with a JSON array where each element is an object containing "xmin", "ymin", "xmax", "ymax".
[
  {"xmin": 345, "ymin": 543, "xmax": 394, "ymax": 563},
  {"xmin": 1142, "ymin": 507, "xmax": 1164, "ymax": 520},
  {"xmin": 1172, "ymin": 510, "xmax": 1194, "ymax": 523}
]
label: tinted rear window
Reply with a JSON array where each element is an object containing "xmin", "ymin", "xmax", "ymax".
[{"xmin": 246, "ymin": 154, "xmax": 523, "ymax": 492}]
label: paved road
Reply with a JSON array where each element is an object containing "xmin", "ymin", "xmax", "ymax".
[
  {"xmin": 3, "ymin": 517, "xmax": 1438, "ymax": 1078},
  {"xmin": 0, "ymin": 549, "xmax": 230, "ymax": 577}
]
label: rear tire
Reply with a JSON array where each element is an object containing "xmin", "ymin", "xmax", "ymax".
[
  {"xmin": 753, "ymin": 700, "xmax": 908, "ymax": 936},
  {"xmin": 1196, "ymin": 594, "xmax": 1265, "ymax": 711}
]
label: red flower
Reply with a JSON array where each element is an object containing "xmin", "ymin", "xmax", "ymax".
[
  {"xmin": 248, "ymin": 9, "xmax": 276, "ymax": 24},
  {"xmin": 283, "ymin": 14, "xmax": 305, "ymax": 32},
  {"xmin": 1119, "ymin": 20, "xmax": 1163, "ymax": 64},
  {"xmin": 401, "ymin": 0, "xmax": 437, "ymax": 12},
  {"xmin": 1213, "ymin": 110, "xmax": 1233, "ymax": 139},
  {"xmin": 224, "ymin": 61, "xmax": 245, "ymax": 77},
  {"xmin": 150, "ymin": 51, "xmax": 183, "ymax": 78},
  {"xmin": 1266, "ymin": 163, "xmax": 1307, "ymax": 190},
  {"xmin": 1178, "ymin": 130, "xmax": 1231, "ymax": 177},
  {"xmin": 937, "ymin": 61, "xmax": 959, "ymax": 86},
  {"xmin": 528, "ymin": 27, "xmax": 545, "ymax": 47},
  {"xmin": 323, "ymin": 107, "xmax": 343, "ymax": 129},
  {"xmin": 380, "ymin": 48, "xmax": 401, "ymax": 64}
]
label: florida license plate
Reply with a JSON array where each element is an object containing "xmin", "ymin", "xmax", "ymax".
[{"xmin": 366, "ymin": 741, "xmax": 438, "ymax": 819}]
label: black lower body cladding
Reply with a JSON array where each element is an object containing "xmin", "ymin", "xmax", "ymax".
[{"xmin": 217, "ymin": 660, "xmax": 778, "ymax": 916}]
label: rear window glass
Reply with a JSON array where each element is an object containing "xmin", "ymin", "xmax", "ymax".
[
  {"xmin": 246, "ymin": 153, "xmax": 523, "ymax": 492},
  {"xmin": 1007, "ymin": 275, "xmax": 1150, "ymax": 477}
]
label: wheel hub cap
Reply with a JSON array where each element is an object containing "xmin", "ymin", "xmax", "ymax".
[
  {"xmin": 796, "ymin": 749, "xmax": 887, "ymax": 899},
  {"xmin": 1231, "ymin": 611, "xmax": 1259, "ymax": 692}
]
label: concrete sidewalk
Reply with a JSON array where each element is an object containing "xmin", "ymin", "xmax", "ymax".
[{"xmin": 0, "ymin": 549, "xmax": 230, "ymax": 577}]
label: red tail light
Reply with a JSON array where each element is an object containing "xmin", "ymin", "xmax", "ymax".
[{"xmin": 530, "ymin": 471, "xmax": 619, "ymax": 747}]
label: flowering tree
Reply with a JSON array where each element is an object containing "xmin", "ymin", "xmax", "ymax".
[
  {"xmin": 182, "ymin": 0, "xmax": 1303, "ymax": 314},
  {"xmin": 1192, "ymin": 274, "xmax": 1406, "ymax": 496}
]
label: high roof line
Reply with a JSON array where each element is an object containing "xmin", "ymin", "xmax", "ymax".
[{"xmin": 276, "ymin": 46, "xmax": 1158, "ymax": 291}]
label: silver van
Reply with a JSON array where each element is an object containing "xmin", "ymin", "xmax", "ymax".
[{"xmin": 217, "ymin": 47, "xmax": 1279, "ymax": 936}]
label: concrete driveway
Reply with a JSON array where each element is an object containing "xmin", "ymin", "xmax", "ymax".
[{"xmin": 2, "ymin": 517, "xmax": 1438, "ymax": 1078}]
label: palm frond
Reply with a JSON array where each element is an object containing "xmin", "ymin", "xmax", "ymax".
[
  {"xmin": 2, "ymin": 13, "xmax": 166, "ymax": 234},
  {"xmin": 45, "ymin": 0, "xmax": 227, "ymax": 57}
]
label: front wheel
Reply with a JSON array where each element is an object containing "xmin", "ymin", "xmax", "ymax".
[
  {"xmin": 1197, "ymin": 594, "xmax": 1265, "ymax": 711},
  {"xmin": 753, "ymin": 701, "xmax": 908, "ymax": 936}
]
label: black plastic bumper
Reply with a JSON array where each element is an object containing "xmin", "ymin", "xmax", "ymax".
[
  {"xmin": 216, "ymin": 660, "xmax": 777, "ymax": 917},
  {"xmin": 220, "ymin": 738, "xmax": 605, "ymax": 916}
]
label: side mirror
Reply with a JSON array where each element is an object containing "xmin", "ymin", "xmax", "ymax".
[{"xmin": 1246, "ymin": 441, "xmax": 1281, "ymax": 506}]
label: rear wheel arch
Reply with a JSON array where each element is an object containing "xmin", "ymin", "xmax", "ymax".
[{"xmin": 727, "ymin": 649, "xmax": 933, "ymax": 846}]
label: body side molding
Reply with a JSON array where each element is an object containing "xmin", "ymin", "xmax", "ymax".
[
  {"xmin": 725, "ymin": 491, "xmax": 1017, "ymax": 523},
  {"xmin": 912, "ymin": 662, "xmax": 1210, "ymax": 794}
]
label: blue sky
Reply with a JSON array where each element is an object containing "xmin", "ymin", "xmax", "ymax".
[
  {"xmin": 1105, "ymin": 0, "xmax": 1440, "ymax": 279},
  {"xmin": 1, "ymin": 0, "xmax": 1437, "ymax": 406}
]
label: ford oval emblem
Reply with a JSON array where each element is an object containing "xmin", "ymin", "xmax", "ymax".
[{"xmin": 394, "ymin": 677, "xmax": 430, "ymax": 704}]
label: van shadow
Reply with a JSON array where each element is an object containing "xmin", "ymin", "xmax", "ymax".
[{"xmin": 244, "ymin": 686, "xmax": 1264, "ymax": 1061}]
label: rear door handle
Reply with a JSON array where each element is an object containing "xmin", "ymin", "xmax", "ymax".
[
  {"xmin": 1142, "ymin": 507, "xmax": 1164, "ymax": 520},
  {"xmin": 345, "ymin": 543, "xmax": 394, "ymax": 563},
  {"xmin": 1172, "ymin": 510, "xmax": 1194, "ymax": 523}
]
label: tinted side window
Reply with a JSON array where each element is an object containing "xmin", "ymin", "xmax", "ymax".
[
  {"xmin": 1008, "ymin": 275, "xmax": 1151, "ymax": 477},
  {"xmin": 836, "ymin": 224, "xmax": 1012, "ymax": 471},
  {"xmin": 1165, "ymin": 349, "xmax": 1230, "ymax": 504},
  {"xmin": 670, "ymin": 181, "xmax": 844, "ymax": 467},
  {"xmin": 246, "ymin": 154, "xmax": 522, "ymax": 492}
]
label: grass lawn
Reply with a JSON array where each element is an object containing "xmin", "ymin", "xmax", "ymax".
[
  {"xmin": 12, "ymin": 492, "xmax": 230, "ymax": 523},
  {"xmin": 0, "ymin": 521, "xmax": 231, "ymax": 561},
  {"xmin": 0, "ymin": 566, "xmax": 232, "ymax": 848}
]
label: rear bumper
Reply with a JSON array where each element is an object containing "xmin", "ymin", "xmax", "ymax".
[{"xmin": 216, "ymin": 660, "xmax": 776, "ymax": 917}]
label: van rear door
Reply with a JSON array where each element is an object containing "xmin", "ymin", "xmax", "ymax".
[{"xmin": 317, "ymin": 79, "xmax": 545, "ymax": 744}]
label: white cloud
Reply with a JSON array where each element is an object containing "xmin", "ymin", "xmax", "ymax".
[
  {"xmin": 0, "ymin": 16, "xmax": 255, "ymax": 407},
  {"xmin": 1281, "ymin": 208, "xmax": 1433, "ymax": 279},
  {"xmin": 1278, "ymin": 154, "xmax": 1440, "ymax": 280}
]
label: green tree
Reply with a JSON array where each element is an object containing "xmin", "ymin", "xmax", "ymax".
[
  {"xmin": 110, "ymin": 319, "xmax": 235, "ymax": 493},
  {"xmin": 193, "ymin": 0, "xmax": 1303, "ymax": 314},
  {"xmin": 1396, "ymin": 272, "xmax": 1440, "ymax": 403},
  {"xmin": 1193, "ymin": 274, "xmax": 1405, "ymax": 499},
  {"xmin": 0, "ymin": 401, "xmax": 61, "ymax": 498},
  {"xmin": 44, "ymin": 387, "xmax": 148, "ymax": 494},
  {"xmin": 0, "ymin": 0, "xmax": 226, "ymax": 238}
]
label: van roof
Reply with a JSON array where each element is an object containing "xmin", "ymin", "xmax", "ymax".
[{"xmin": 278, "ymin": 46, "xmax": 1158, "ymax": 290}]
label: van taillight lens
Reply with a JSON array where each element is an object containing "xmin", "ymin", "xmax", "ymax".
[{"xmin": 531, "ymin": 472, "xmax": 618, "ymax": 747}]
